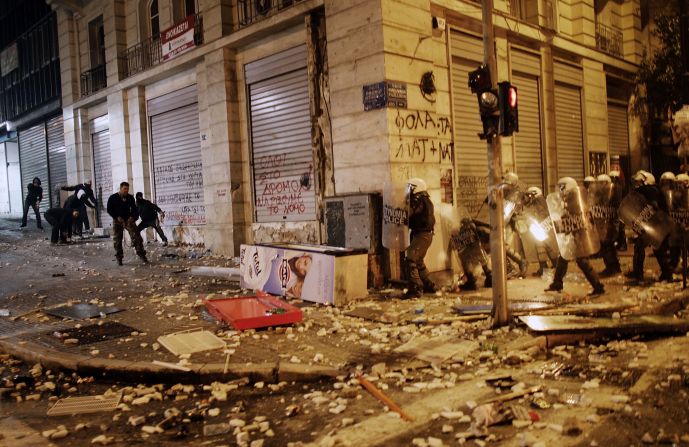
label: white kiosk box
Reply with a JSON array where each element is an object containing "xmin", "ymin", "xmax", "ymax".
[{"xmin": 239, "ymin": 243, "xmax": 368, "ymax": 306}]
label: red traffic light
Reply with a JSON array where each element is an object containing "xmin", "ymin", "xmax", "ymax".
[{"xmin": 508, "ymin": 87, "xmax": 517, "ymax": 108}]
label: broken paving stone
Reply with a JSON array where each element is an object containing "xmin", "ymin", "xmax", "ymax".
[
  {"xmin": 141, "ymin": 425, "xmax": 163, "ymax": 434},
  {"xmin": 203, "ymin": 423, "xmax": 230, "ymax": 437},
  {"xmin": 127, "ymin": 416, "xmax": 145, "ymax": 426},
  {"xmin": 641, "ymin": 433, "xmax": 654, "ymax": 444},
  {"xmin": 329, "ymin": 404, "xmax": 346, "ymax": 414},
  {"xmin": 442, "ymin": 424, "xmax": 453, "ymax": 433},
  {"xmin": 250, "ymin": 440, "xmax": 264, "ymax": 447},
  {"xmin": 91, "ymin": 435, "xmax": 114, "ymax": 445},
  {"xmin": 208, "ymin": 408, "xmax": 221, "ymax": 417},
  {"xmin": 440, "ymin": 411, "xmax": 464, "ymax": 420},
  {"xmin": 229, "ymin": 418, "xmax": 246, "ymax": 428},
  {"xmin": 562, "ymin": 417, "xmax": 583, "ymax": 436}
]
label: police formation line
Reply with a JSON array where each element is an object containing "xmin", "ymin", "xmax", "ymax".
[
  {"xmin": 402, "ymin": 170, "xmax": 686, "ymax": 299},
  {"xmin": 20, "ymin": 179, "xmax": 168, "ymax": 266}
]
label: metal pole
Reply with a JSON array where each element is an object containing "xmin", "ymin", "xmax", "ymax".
[{"xmin": 482, "ymin": 0, "xmax": 509, "ymax": 327}]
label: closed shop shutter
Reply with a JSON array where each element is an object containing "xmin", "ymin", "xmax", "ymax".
[
  {"xmin": 149, "ymin": 85, "xmax": 205, "ymax": 228},
  {"xmin": 512, "ymin": 72, "xmax": 543, "ymax": 189},
  {"xmin": 47, "ymin": 115, "xmax": 66, "ymax": 208},
  {"xmin": 450, "ymin": 30, "xmax": 486, "ymax": 218},
  {"xmin": 19, "ymin": 123, "xmax": 49, "ymax": 213},
  {"xmin": 554, "ymin": 83, "xmax": 585, "ymax": 182},
  {"xmin": 246, "ymin": 45, "xmax": 315, "ymax": 222},
  {"xmin": 91, "ymin": 120, "xmax": 112, "ymax": 228},
  {"xmin": 607, "ymin": 103, "xmax": 629, "ymax": 157}
]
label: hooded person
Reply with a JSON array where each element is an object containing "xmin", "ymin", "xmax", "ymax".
[
  {"xmin": 44, "ymin": 207, "xmax": 80, "ymax": 244},
  {"xmin": 20, "ymin": 177, "xmax": 43, "ymax": 229},
  {"xmin": 402, "ymin": 178, "xmax": 437, "ymax": 299},
  {"xmin": 545, "ymin": 177, "xmax": 605, "ymax": 296},
  {"xmin": 135, "ymin": 192, "xmax": 168, "ymax": 246},
  {"xmin": 624, "ymin": 170, "xmax": 674, "ymax": 282},
  {"xmin": 62, "ymin": 180, "xmax": 97, "ymax": 234}
]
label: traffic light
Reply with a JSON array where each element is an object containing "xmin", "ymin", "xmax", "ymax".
[
  {"xmin": 498, "ymin": 81, "xmax": 519, "ymax": 137},
  {"xmin": 468, "ymin": 65, "xmax": 499, "ymax": 140}
]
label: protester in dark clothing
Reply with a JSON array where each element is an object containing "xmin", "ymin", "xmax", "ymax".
[
  {"xmin": 21, "ymin": 177, "xmax": 43, "ymax": 229},
  {"xmin": 135, "ymin": 192, "xmax": 168, "ymax": 245},
  {"xmin": 44, "ymin": 207, "xmax": 79, "ymax": 244},
  {"xmin": 107, "ymin": 182, "xmax": 147, "ymax": 265},
  {"xmin": 62, "ymin": 180, "xmax": 97, "ymax": 233},
  {"xmin": 403, "ymin": 177, "xmax": 436, "ymax": 299}
]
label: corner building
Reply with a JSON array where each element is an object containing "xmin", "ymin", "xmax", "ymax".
[{"xmin": 53, "ymin": 0, "xmax": 647, "ymax": 274}]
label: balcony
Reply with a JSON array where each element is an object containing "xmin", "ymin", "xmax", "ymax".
[
  {"xmin": 119, "ymin": 13, "xmax": 203, "ymax": 79},
  {"xmin": 596, "ymin": 23, "xmax": 623, "ymax": 57},
  {"xmin": 80, "ymin": 64, "xmax": 106, "ymax": 97},
  {"xmin": 237, "ymin": 0, "xmax": 307, "ymax": 29}
]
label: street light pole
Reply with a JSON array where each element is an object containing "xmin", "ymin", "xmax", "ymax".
[{"xmin": 481, "ymin": 0, "xmax": 509, "ymax": 327}]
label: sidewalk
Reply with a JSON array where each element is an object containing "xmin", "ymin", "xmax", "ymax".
[{"xmin": 1, "ymin": 216, "xmax": 688, "ymax": 385}]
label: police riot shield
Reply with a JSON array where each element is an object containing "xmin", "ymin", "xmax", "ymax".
[
  {"xmin": 382, "ymin": 181, "xmax": 410, "ymax": 251},
  {"xmin": 588, "ymin": 182, "xmax": 619, "ymax": 243},
  {"xmin": 503, "ymin": 185, "xmax": 524, "ymax": 223},
  {"xmin": 521, "ymin": 194, "xmax": 559, "ymax": 255},
  {"xmin": 546, "ymin": 186, "xmax": 600, "ymax": 261},
  {"xmin": 449, "ymin": 205, "xmax": 486, "ymax": 270},
  {"xmin": 618, "ymin": 190, "xmax": 673, "ymax": 249},
  {"xmin": 667, "ymin": 186, "xmax": 689, "ymax": 230}
]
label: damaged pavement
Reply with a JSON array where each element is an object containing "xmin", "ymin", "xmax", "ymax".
[{"xmin": 1, "ymin": 218, "xmax": 689, "ymax": 447}]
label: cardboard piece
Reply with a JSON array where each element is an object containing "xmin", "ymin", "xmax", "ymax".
[
  {"xmin": 453, "ymin": 302, "xmax": 553, "ymax": 315},
  {"xmin": 204, "ymin": 293, "xmax": 302, "ymax": 330},
  {"xmin": 157, "ymin": 329, "xmax": 226, "ymax": 356},
  {"xmin": 394, "ymin": 335, "xmax": 479, "ymax": 364},
  {"xmin": 239, "ymin": 243, "xmax": 368, "ymax": 306},
  {"xmin": 47, "ymin": 392, "xmax": 122, "ymax": 416}
]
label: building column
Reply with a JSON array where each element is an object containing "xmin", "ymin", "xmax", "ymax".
[
  {"xmin": 571, "ymin": 0, "xmax": 596, "ymax": 48},
  {"xmin": 541, "ymin": 43, "xmax": 558, "ymax": 191},
  {"xmin": 126, "ymin": 86, "xmax": 151, "ymax": 198},
  {"xmin": 582, "ymin": 58, "xmax": 608, "ymax": 173},
  {"xmin": 103, "ymin": 0, "xmax": 127, "ymax": 86},
  {"xmin": 63, "ymin": 106, "xmax": 92, "ymax": 185},
  {"xmin": 197, "ymin": 47, "xmax": 246, "ymax": 256},
  {"xmin": 198, "ymin": 0, "xmax": 233, "ymax": 42},
  {"xmin": 56, "ymin": 7, "xmax": 80, "ymax": 105},
  {"xmin": 620, "ymin": 0, "xmax": 643, "ymax": 65},
  {"xmin": 107, "ymin": 91, "xmax": 133, "ymax": 189}
]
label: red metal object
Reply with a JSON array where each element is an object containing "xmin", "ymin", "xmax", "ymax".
[{"xmin": 204, "ymin": 292, "xmax": 302, "ymax": 330}]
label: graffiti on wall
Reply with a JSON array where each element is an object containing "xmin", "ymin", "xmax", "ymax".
[
  {"xmin": 392, "ymin": 110, "xmax": 454, "ymax": 164},
  {"xmin": 155, "ymin": 159, "xmax": 206, "ymax": 226},
  {"xmin": 253, "ymin": 153, "xmax": 314, "ymax": 219},
  {"xmin": 457, "ymin": 174, "xmax": 487, "ymax": 217}
]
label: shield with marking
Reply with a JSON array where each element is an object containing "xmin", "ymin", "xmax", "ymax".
[
  {"xmin": 588, "ymin": 182, "xmax": 620, "ymax": 243},
  {"xmin": 618, "ymin": 190, "xmax": 673, "ymax": 249},
  {"xmin": 547, "ymin": 186, "xmax": 600, "ymax": 261},
  {"xmin": 449, "ymin": 205, "xmax": 487, "ymax": 270},
  {"xmin": 382, "ymin": 181, "xmax": 410, "ymax": 251},
  {"xmin": 521, "ymin": 193, "xmax": 559, "ymax": 256}
]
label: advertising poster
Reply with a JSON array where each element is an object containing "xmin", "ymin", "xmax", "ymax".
[{"xmin": 240, "ymin": 244, "xmax": 336, "ymax": 305}]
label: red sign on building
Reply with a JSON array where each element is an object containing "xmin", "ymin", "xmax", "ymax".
[{"xmin": 161, "ymin": 15, "xmax": 196, "ymax": 61}]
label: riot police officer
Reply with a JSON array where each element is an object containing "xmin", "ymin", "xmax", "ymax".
[
  {"xmin": 584, "ymin": 176, "xmax": 596, "ymax": 189},
  {"xmin": 403, "ymin": 178, "xmax": 437, "ymax": 299},
  {"xmin": 545, "ymin": 177, "xmax": 605, "ymax": 296},
  {"xmin": 523, "ymin": 186, "xmax": 558, "ymax": 276},
  {"xmin": 502, "ymin": 172, "xmax": 528, "ymax": 277},
  {"xmin": 624, "ymin": 170, "xmax": 674, "ymax": 282},
  {"xmin": 593, "ymin": 174, "xmax": 622, "ymax": 277},
  {"xmin": 610, "ymin": 170, "xmax": 628, "ymax": 251}
]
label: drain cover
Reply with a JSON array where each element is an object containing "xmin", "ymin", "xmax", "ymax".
[
  {"xmin": 48, "ymin": 392, "xmax": 122, "ymax": 416},
  {"xmin": 45, "ymin": 303, "xmax": 123, "ymax": 320},
  {"xmin": 51, "ymin": 322, "xmax": 137, "ymax": 345}
]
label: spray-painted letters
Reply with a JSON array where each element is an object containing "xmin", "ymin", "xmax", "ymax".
[{"xmin": 392, "ymin": 110, "xmax": 454, "ymax": 164}]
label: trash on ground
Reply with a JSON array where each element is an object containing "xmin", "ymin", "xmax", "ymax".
[
  {"xmin": 0, "ymin": 309, "xmax": 9, "ymax": 317},
  {"xmin": 394, "ymin": 335, "xmax": 479, "ymax": 364},
  {"xmin": 204, "ymin": 292, "xmax": 303, "ymax": 330},
  {"xmin": 356, "ymin": 373, "xmax": 414, "ymax": 421},
  {"xmin": 47, "ymin": 391, "xmax": 122, "ymax": 416},
  {"xmin": 453, "ymin": 302, "xmax": 552, "ymax": 315},
  {"xmin": 151, "ymin": 360, "xmax": 191, "ymax": 371},
  {"xmin": 189, "ymin": 266, "xmax": 241, "ymax": 281},
  {"xmin": 157, "ymin": 328, "xmax": 226, "ymax": 356},
  {"xmin": 520, "ymin": 315, "xmax": 689, "ymax": 335},
  {"xmin": 45, "ymin": 303, "xmax": 123, "ymax": 320}
]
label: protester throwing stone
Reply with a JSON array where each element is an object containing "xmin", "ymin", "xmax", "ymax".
[
  {"xmin": 62, "ymin": 180, "xmax": 97, "ymax": 235},
  {"xmin": 135, "ymin": 192, "xmax": 168, "ymax": 246},
  {"xmin": 44, "ymin": 207, "xmax": 79, "ymax": 244},
  {"xmin": 20, "ymin": 177, "xmax": 43, "ymax": 229},
  {"xmin": 106, "ymin": 182, "xmax": 148, "ymax": 265}
]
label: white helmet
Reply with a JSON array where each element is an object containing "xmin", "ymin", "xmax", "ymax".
[
  {"xmin": 526, "ymin": 186, "xmax": 543, "ymax": 197},
  {"xmin": 584, "ymin": 176, "xmax": 595, "ymax": 185},
  {"xmin": 660, "ymin": 172, "xmax": 676, "ymax": 182},
  {"xmin": 677, "ymin": 173, "xmax": 689, "ymax": 186},
  {"xmin": 407, "ymin": 177, "xmax": 428, "ymax": 194},
  {"xmin": 503, "ymin": 172, "xmax": 519, "ymax": 186},
  {"xmin": 633, "ymin": 170, "xmax": 654, "ymax": 187},
  {"xmin": 597, "ymin": 174, "xmax": 611, "ymax": 184},
  {"xmin": 609, "ymin": 170, "xmax": 620, "ymax": 178},
  {"xmin": 557, "ymin": 177, "xmax": 578, "ymax": 193}
]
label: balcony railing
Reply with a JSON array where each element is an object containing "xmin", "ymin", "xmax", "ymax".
[
  {"xmin": 80, "ymin": 64, "xmax": 106, "ymax": 97},
  {"xmin": 237, "ymin": 0, "xmax": 306, "ymax": 29},
  {"xmin": 596, "ymin": 23, "xmax": 623, "ymax": 57},
  {"xmin": 119, "ymin": 13, "xmax": 203, "ymax": 79}
]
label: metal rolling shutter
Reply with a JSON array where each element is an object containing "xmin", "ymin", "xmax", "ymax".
[
  {"xmin": 554, "ymin": 83, "xmax": 584, "ymax": 182},
  {"xmin": 150, "ymin": 85, "xmax": 205, "ymax": 227},
  {"xmin": 450, "ymin": 31, "xmax": 486, "ymax": 218},
  {"xmin": 608, "ymin": 103, "xmax": 629, "ymax": 157},
  {"xmin": 19, "ymin": 123, "xmax": 49, "ymax": 213},
  {"xmin": 512, "ymin": 73, "xmax": 543, "ymax": 189},
  {"xmin": 91, "ymin": 126, "xmax": 112, "ymax": 228},
  {"xmin": 247, "ymin": 45, "xmax": 315, "ymax": 223},
  {"xmin": 47, "ymin": 115, "xmax": 66, "ymax": 208}
]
